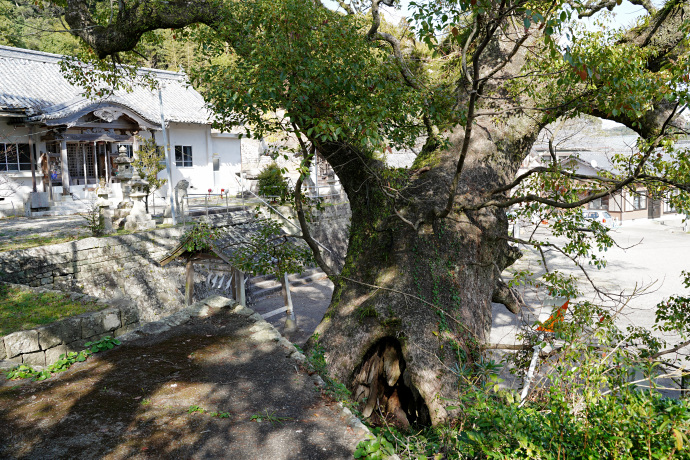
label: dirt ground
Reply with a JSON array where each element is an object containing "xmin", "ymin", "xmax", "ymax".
[{"xmin": 0, "ymin": 307, "xmax": 366, "ymax": 459}]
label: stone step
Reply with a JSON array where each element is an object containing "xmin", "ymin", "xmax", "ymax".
[
  {"xmin": 248, "ymin": 267, "xmax": 325, "ymax": 287},
  {"xmin": 186, "ymin": 205, "xmax": 247, "ymax": 217},
  {"xmin": 247, "ymin": 268, "xmax": 326, "ymax": 301},
  {"xmin": 30, "ymin": 206, "xmax": 89, "ymax": 217}
]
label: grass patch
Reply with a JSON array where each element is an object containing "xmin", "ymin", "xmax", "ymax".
[
  {"xmin": 0, "ymin": 224, "xmax": 164, "ymax": 253},
  {"xmin": 0, "ymin": 235, "xmax": 83, "ymax": 253},
  {"xmin": 0, "ymin": 284, "xmax": 106, "ymax": 336}
]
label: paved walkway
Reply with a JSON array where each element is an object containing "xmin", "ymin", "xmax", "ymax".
[
  {"xmin": 252, "ymin": 277, "xmax": 334, "ymax": 345},
  {"xmin": 0, "ymin": 216, "xmax": 88, "ymax": 251},
  {"xmin": 0, "ymin": 303, "xmax": 367, "ymax": 459}
]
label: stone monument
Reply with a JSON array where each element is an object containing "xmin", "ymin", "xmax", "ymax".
[
  {"xmin": 162, "ymin": 179, "xmax": 189, "ymax": 225},
  {"xmin": 124, "ymin": 169, "xmax": 156, "ymax": 231},
  {"xmin": 96, "ymin": 178, "xmax": 114, "ymax": 234}
]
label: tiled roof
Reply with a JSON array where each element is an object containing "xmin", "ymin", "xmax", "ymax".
[
  {"xmin": 159, "ymin": 212, "xmax": 307, "ymax": 273},
  {"xmin": 531, "ymin": 131, "xmax": 642, "ymax": 172},
  {"xmin": 0, "ymin": 45, "xmax": 212, "ymax": 126}
]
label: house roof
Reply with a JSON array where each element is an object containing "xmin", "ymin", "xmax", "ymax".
[
  {"xmin": 532, "ymin": 133, "xmax": 641, "ymax": 169},
  {"xmin": 0, "ymin": 45, "xmax": 212, "ymax": 127}
]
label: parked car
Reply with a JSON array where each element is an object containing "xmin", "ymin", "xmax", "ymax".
[{"xmin": 582, "ymin": 210, "xmax": 618, "ymax": 228}]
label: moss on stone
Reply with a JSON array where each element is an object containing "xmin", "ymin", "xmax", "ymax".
[{"xmin": 0, "ymin": 285, "xmax": 106, "ymax": 336}]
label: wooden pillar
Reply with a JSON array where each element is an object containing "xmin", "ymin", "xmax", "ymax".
[
  {"xmin": 93, "ymin": 142, "xmax": 99, "ymax": 181},
  {"xmin": 233, "ymin": 268, "xmax": 246, "ymax": 307},
  {"xmin": 60, "ymin": 139, "xmax": 70, "ymax": 195},
  {"xmin": 29, "ymin": 126, "xmax": 37, "ymax": 192},
  {"xmin": 229, "ymin": 269, "xmax": 237, "ymax": 300},
  {"xmin": 133, "ymin": 135, "xmax": 139, "ymax": 159},
  {"xmin": 185, "ymin": 258, "xmax": 194, "ymax": 306},
  {"xmin": 81, "ymin": 143, "xmax": 88, "ymax": 185},
  {"xmin": 39, "ymin": 152, "xmax": 48, "ymax": 193},
  {"xmin": 280, "ymin": 272, "xmax": 295, "ymax": 321},
  {"xmin": 105, "ymin": 143, "xmax": 111, "ymax": 183}
]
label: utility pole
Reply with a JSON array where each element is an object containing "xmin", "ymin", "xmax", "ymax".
[{"xmin": 159, "ymin": 86, "xmax": 177, "ymax": 225}]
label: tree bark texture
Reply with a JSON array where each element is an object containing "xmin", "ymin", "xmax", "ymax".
[
  {"xmin": 309, "ymin": 116, "xmax": 533, "ymax": 424},
  {"xmin": 304, "ymin": 2, "xmax": 687, "ymax": 424}
]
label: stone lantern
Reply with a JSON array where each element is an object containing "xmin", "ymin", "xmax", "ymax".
[
  {"xmin": 123, "ymin": 161, "xmax": 156, "ymax": 231},
  {"xmin": 113, "ymin": 146, "xmax": 134, "ymax": 203},
  {"xmin": 129, "ymin": 168, "xmax": 148, "ymax": 203}
]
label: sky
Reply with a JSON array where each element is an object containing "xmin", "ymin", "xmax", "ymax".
[{"xmin": 324, "ymin": 0, "xmax": 653, "ymax": 29}]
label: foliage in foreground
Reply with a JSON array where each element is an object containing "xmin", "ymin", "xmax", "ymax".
[
  {"xmin": 357, "ymin": 278, "xmax": 690, "ymax": 459},
  {"xmin": 226, "ymin": 219, "xmax": 313, "ymax": 280},
  {"xmin": 4, "ymin": 336, "xmax": 121, "ymax": 381},
  {"xmin": 358, "ymin": 388, "xmax": 690, "ymax": 459}
]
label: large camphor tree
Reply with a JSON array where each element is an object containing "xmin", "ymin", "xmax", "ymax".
[{"xmin": 50, "ymin": 0, "xmax": 689, "ymax": 425}]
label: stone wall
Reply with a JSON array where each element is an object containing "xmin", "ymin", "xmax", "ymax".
[
  {"xmin": 270, "ymin": 202, "xmax": 351, "ymax": 273},
  {"xmin": 0, "ymin": 227, "xmax": 191, "ymax": 322},
  {"xmin": 0, "ymin": 283, "xmax": 140, "ymax": 367},
  {"xmin": 0, "ymin": 204, "xmax": 350, "ymax": 334},
  {"xmin": 307, "ymin": 202, "xmax": 351, "ymax": 273}
]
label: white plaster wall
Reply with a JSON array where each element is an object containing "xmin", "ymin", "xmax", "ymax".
[
  {"xmin": 0, "ymin": 120, "xmax": 36, "ymax": 213},
  {"xmin": 148, "ymin": 124, "xmax": 243, "ymax": 198},
  {"xmin": 211, "ymin": 134, "xmax": 242, "ymax": 194},
  {"xmin": 152, "ymin": 123, "xmax": 212, "ymax": 197}
]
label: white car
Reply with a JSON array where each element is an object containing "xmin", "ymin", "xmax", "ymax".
[{"xmin": 582, "ymin": 210, "xmax": 618, "ymax": 229}]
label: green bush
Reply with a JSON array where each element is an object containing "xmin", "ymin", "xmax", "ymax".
[
  {"xmin": 360, "ymin": 388, "xmax": 690, "ymax": 459},
  {"xmin": 257, "ymin": 163, "xmax": 289, "ymax": 200},
  {"xmin": 357, "ymin": 291, "xmax": 690, "ymax": 459},
  {"xmin": 456, "ymin": 389, "xmax": 690, "ymax": 459}
]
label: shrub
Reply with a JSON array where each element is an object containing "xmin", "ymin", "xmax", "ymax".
[
  {"xmin": 357, "ymin": 290, "xmax": 690, "ymax": 459},
  {"xmin": 257, "ymin": 163, "xmax": 289, "ymax": 201},
  {"xmin": 80, "ymin": 200, "xmax": 104, "ymax": 236},
  {"xmin": 358, "ymin": 387, "xmax": 690, "ymax": 459}
]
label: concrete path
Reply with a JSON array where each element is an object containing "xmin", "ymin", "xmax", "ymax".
[
  {"xmin": 491, "ymin": 218, "xmax": 690, "ymax": 347},
  {"xmin": 251, "ymin": 277, "xmax": 334, "ymax": 345}
]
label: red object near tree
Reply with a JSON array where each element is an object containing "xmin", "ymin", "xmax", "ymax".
[{"xmin": 537, "ymin": 300, "xmax": 569, "ymax": 332}]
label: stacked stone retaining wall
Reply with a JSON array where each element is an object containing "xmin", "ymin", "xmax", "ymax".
[
  {"xmin": 0, "ymin": 284, "xmax": 141, "ymax": 367},
  {"xmin": 271, "ymin": 202, "xmax": 351, "ymax": 273},
  {"xmin": 0, "ymin": 227, "xmax": 189, "ymax": 322}
]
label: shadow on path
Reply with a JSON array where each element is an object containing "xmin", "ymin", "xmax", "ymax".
[{"xmin": 0, "ymin": 308, "xmax": 364, "ymax": 459}]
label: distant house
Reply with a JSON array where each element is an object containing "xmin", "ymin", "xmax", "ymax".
[
  {"xmin": 0, "ymin": 45, "xmax": 246, "ymax": 214},
  {"xmin": 522, "ymin": 131, "xmax": 685, "ymax": 221}
]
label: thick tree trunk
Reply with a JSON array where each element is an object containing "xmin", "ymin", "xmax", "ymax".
[{"xmin": 309, "ymin": 123, "xmax": 532, "ymax": 425}]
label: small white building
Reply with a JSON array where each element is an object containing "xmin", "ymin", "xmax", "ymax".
[{"xmin": 0, "ymin": 45, "xmax": 245, "ymax": 215}]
